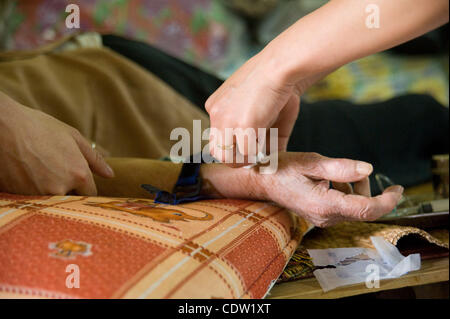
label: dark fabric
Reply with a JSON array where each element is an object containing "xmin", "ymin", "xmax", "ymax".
[
  {"xmin": 389, "ymin": 24, "xmax": 449, "ymax": 55},
  {"xmin": 102, "ymin": 34, "xmax": 223, "ymax": 109},
  {"xmin": 103, "ymin": 34, "xmax": 449, "ymax": 194},
  {"xmin": 288, "ymin": 95, "xmax": 449, "ymax": 193}
]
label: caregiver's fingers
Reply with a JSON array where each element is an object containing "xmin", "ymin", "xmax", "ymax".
[
  {"xmin": 209, "ymin": 124, "xmax": 260, "ymax": 166},
  {"xmin": 209, "ymin": 128, "xmax": 237, "ymax": 164},
  {"xmin": 353, "ymin": 177, "xmax": 371, "ymax": 197},
  {"xmin": 326, "ymin": 185, "xmax": 404, "ymax": 222},
  {"xmin": 74, "ymin": 165, "xmax": 98, "ymax": 196},
  {"xmin": 72, "ymin": 130, "xmax": 115, "ymax": 179}
]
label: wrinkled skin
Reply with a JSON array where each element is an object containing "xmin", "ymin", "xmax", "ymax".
[{"xmin": 256, "ymin": 152, "xmax": 403, "ymax": 227}]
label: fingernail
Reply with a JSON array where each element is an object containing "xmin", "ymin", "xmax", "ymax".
[
  {"xmin": 105, "ymin": 164, "xmax": 115, "ymax": 178},
  {"xmin": 391, "ymin": 185, "xmax": 404, "ymax": 193},
  {"xmin": 356, "ymin": 162, "xmax": 373, "ymax": 175}
]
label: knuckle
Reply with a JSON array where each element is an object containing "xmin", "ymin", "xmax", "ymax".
[
  {"xmin": 237, "ymin": 112, "xmax": 259, "ymax": 130},
  {"xmin": 302, "ymin": 152, "xmax": 323, "ymax": 172},
  {"xmin": 206, "ymin": 104, "xmax": 217, "ymax": 116},
  {"xmin": 205, "ymin": 99, "xmax": 213, "ymax": 112},
  {"xmin": 70, "ymin": 127, "xmax": 81, "ymax": 138},
  {"xmin": 47, "ymin": 185, "xmax": 68, "ymax": 196},
  {"xmin": 72, "ymin": 167, "xmax": 89, "ymax": 183},
  {"xmin": 322, "ymin": 159, "xmax": 349, "ymax": 181},
  {"xmin": 236, "ymin": 116, "xmax": 251, "ymax": 130},
  {"xmin": 312, "ymin": 204, "xmax": 333, "ymax": 220},
  {"xmin": 358, "ymin": 202, "xmax": 375, "ymax": 220},
  {"xmin": 307, "ymin": 152, "xmax": 322, "ymax": 160},
  {"xmin": 321, "ymin": 210, "xmax": 338, "ymax": 224},
  {"xmin": 328, "ymin": 160, "xmax": 346, "ymax": 175}
]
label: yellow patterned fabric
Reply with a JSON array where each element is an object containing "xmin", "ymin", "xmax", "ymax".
[
  {"xmin": 277, "ymin": 245, "xmax": 314, "ymax": 282},
  {"xmin": 305, "ymin": 53, "xmax": 449, "ymax": 107},
  {"xmin": 0, "ymin": 37, "xmax": 210, "ymax": 160},
  {"xmin": 302, "ymin": 222, "xmax": 449, "ymax": 250}
]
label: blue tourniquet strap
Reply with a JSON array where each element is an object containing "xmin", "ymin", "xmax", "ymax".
[{"xmin": 141, "ymin": 155, "xmax": 207, "ymax": 205}]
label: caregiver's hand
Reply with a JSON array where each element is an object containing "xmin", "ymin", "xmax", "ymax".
[
  {"xmin": 206, "ymin": 0, "xmax": 448, "ymax": 165},
  {"xmin": 0, "ymin": 92, "xmax": 114, "ymax": 196},
  {"xmin": 257, "ymin": 152, "xmax": 403, "ymax": 227},
  {"xmin": 205, "ymin": 51, "xmax": 321, "ymax": 165}
]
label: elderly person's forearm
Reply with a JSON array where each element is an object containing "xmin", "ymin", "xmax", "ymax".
[
  {"xmin": 95, "ymin": 158, "xmax": 265, "ymax": 201},
  {"xmin": 97, "ymin": 153, "xmax": 403, "ymax": 227}
]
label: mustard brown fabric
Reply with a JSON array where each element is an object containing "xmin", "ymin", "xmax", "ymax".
[{"xmin": 0, "ymin": 35, "xmax": 209, "ymax": 159}]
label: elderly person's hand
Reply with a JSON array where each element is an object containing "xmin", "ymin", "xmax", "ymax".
[
  {"xmin": 198, "ymin": 151, "xmax": 403, "ymax": 227},
  {"xmin": 258, "ymin": 152, "xmax": 403, "ymax": 227},
  {"xmin": 0, "ymin": 91, "xmax": 114, "ymax": 195},
  {"xmin": 95, "ymin": 151, "xmax": 402, "ymax": 228}
]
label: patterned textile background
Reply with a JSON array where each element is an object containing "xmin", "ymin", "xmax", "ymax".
[
  {"xmin": 303, "ymin": 53, "xmax": 449, "ymax": 107},
  {"xmin": 2, "ymin": 0, "xmax": 247, "ymax": 77},
  {"xmin": 0, "ymin": 193, "xmax": 313, "ymax": 298}
]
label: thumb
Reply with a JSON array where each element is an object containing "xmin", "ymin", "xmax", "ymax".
[{"xmin": 294, "ymin": 153, "xmax": 373, "ymax": 182}]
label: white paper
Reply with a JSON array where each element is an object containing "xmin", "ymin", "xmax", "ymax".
[{"xmin": 308, "ymin": 236, "xmax": 421, "ymax": 292}]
